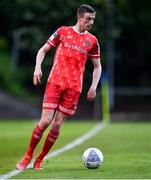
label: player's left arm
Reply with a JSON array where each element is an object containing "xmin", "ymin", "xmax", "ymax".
[{"xmin": 87, "ymin": 58, "xmax": 102, "ymax": 101}]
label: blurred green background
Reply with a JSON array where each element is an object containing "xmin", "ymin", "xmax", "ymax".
[{"xmin": 0, "ymin": 0, "xmax": 151, "ymax": 120}]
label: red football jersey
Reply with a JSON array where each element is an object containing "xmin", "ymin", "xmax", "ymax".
[{"xmin": 47, "ymin": 26, "xmax": 100, "ymax": 92}]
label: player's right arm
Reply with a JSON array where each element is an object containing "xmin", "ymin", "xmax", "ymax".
[
  {"xmin": 33, "ymin": 27, "xmax": 63, "ymax": 85},
  {"xmin": 33, "ymin": 43, "xmax": 52, "ymax": 85}
]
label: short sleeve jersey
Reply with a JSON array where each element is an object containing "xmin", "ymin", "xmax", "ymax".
[{"xmin": 47, "ymin": 26, "xmax": 100, "ymax": 93}]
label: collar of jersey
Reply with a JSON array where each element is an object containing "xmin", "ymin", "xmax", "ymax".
[{"xmin": 72, "ymin": 26, "xmax": 88, "ymax": 34}]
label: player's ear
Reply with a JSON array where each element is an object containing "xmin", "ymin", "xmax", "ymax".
[
  {"xmin": 77, "ymin": 15, "xmax": 81, "ymax": 21},
  {"xmin": 77, "ymin": 14, "xmax": 83, "ymax": 23}
]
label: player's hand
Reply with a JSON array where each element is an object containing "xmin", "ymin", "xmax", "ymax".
[
  {"xmin": 33, "ymin": 67, "xmax": 42, "ymax": 85},
  {"xmin": 87, "ymin": 86, "xmax": 96, "ymax": 101}
]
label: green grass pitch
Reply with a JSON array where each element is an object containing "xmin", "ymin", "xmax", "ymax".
[{"xmin": 0, "ymin": 120, "xmax": 151, "ymax": 179}]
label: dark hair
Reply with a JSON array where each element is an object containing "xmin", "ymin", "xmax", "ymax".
[{"xmin": 77, "ymin": 4, "xmax": 96, "ymax": 17}]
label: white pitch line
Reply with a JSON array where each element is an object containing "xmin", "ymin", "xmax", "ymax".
[{"xmin": 0, "ymin": 122, "xmax": 107, "ymax": 180}]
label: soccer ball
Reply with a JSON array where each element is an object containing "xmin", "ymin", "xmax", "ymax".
[{"xmin": 82, "ymin": 147, "xmax": 103, "ymax": 169}]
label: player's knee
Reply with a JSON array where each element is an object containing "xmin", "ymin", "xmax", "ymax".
[
  {"xmin": 39, "ymin": 117, "xmax": 52, "ymax": 129},
  {"xmin": 52, "ymin": 120, "xmax": 63, "ymax": 132},
  {"xmin": 44, "ymin": 119, "xmax": 51, "ymax": 127}
]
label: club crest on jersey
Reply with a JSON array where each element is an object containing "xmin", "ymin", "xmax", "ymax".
[{"xmin": 85, "ymin": 40, "xmax": 90, "ymax": 46}]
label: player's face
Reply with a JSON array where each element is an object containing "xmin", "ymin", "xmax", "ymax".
[{"xmin": 79, "ymin": 12, "xmax": 96, "ymax": 31}]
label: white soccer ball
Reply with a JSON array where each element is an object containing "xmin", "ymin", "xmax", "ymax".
[{"xmin": 82, "ymin": 147, "xmax": 104, "ymax": 169}]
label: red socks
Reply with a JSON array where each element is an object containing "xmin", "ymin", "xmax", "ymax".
[
  {"xmin": 26, "ymin": 124, "xmax": 46, "ymax": 157},
  {"xmin": 24, "ymin": 125, "xmax": 59, "ymax": 163},
  {"xmin": 35, "ymin": 128, "xmax": 59, "ymax": 161}
]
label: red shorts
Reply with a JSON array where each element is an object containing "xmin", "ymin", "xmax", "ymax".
[{"xmin": 42, "ymin": 82, "xmax": 80, "ymax": 116}]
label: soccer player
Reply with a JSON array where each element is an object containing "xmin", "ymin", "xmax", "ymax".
[{"xmin": 16, "ymin": 4, "xmax": 102, "ymax": 170}]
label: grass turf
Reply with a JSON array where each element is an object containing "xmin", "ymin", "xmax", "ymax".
[{"xmin": 0, "ymin": 120, "xmax": 151, "ymax": 179}]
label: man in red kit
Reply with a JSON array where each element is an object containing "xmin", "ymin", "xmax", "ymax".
[{"xmin": 16, "ymin": 4, "xmax": 102, "ymax": 170}]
